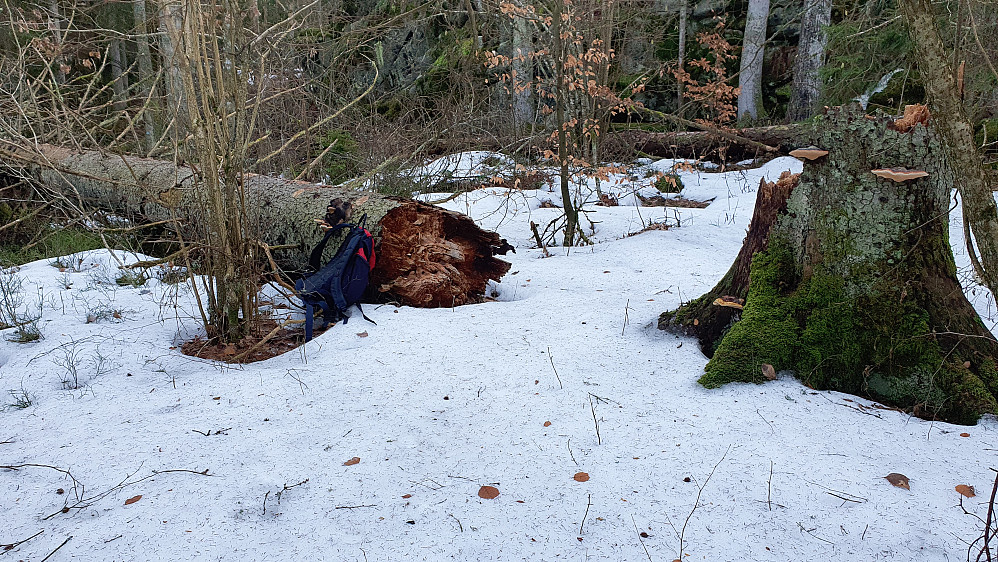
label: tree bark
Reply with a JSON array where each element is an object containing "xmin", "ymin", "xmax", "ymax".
[
  {"xmin": 786, "ymin": 0, "xmax": 831, "ymax": 122},
  {"xmin": 1, "ymin": 144, "xmax": 511, "ymax": 308},
  {"xmin": 511, "ymin": 13, "xmax": 534, "ymax": 125},
  {"xmin": 660, "ymin": 106, "xmax": 998, "ymax": 425},
  {"xmin": 737, "ymin": 0, "xmax": 769, "ymax": 121},
  {"xmin": 899, "ymin": 0, "xmax": 998, "ymax": 299},
  {"xmin": 108, "ymin": 40, "xmax": 130, "ymax": 114},
  {"xmin": 132, "ymin": 0, "xmax": 159, "ymax": 153},
  {"xmin": 676, "ymin": 0, "xmax": 688, "ymax": 117},
  {"xmin": 621, "ymin": 123, "xmax": 802, "ymax": 161},
  {"xmin": 158, "ymin": 0, "xmax": 185, "ymax": 144}
]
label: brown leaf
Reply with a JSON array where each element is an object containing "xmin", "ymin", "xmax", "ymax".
[
  {"xmin": 573, "ymin": 472, "xmax": 590, "ymax": 482},
  {"xmin": 885, "ymin": 473, "xmax": 910, "ymax": 490},
  {"xmin": 761, "ymin": 364, "xmax": 777, "ymax": 381},
  {"xmin": 543, "ymin": 421, "xmax": 552, "ymax": 427},
  {"xmin": 960, "ymin": 432, "xmax": 971, "ymax": 437},
  {"xmin": 956, "ymin": 485, "xmax": 976, "ymax": 498},
  {"xmin": 343, "ymin": 457, "xmax": 360, "ymax": 466},
  {"xmin": 478, "ymin": 485, "xmax": 500, "ymax": 499},
  {"xmin": 124, "ymin": 495, "xmax": 142, "ymax": 505},
  {"xmin": 402, "ymin": 494, "xmax": 412, "ymax": 499},
  {"xmin": 356, "ymin": 331, "xmax": 369, "ymax": 338}
]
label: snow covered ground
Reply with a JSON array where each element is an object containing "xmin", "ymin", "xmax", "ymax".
[{"xmin": 2, "ymin": 156, "xmax": 996, "ymax": 561}]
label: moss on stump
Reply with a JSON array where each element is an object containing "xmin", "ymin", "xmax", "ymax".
[{"xmin": 664, "ymin": 106, "xmax": 998, "ymax": 424}]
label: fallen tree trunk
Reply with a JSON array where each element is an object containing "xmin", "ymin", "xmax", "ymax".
[
  {"xmin": 0, "ymin": 144, "xmax": 511, "ymax": 307},
  {"xmin": 659, "ymin": 106, "xmax": 998, "ymax": 425},
  {"xmin": 619, "ymin": 124, "xmax": 804, "ymax": 162}
]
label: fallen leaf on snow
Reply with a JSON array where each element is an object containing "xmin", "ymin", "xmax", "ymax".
[
  {"xmin": 543, "ymin": 421, "xmax": 552, "ymax": 427},
  {"xmin": 478, "ymin": 485, "xmax": 500, "ymax": 499},
  {"xmin": 574, "ymin": 472, "xmax": 590, "ymax": 482},
  {"xmin": 956, "ymin": 485, "xmax": 976, "ymax": 498},
  {"xmin": 402, "ymin": 494, "xmax": 412, "ymax": 499},
  {"xmin": 124, "ymin": 495, "xmax": 142, "ymax": 505},
  {"xmin": 357, "ymin": 331, "xmax": 369, "ymax": 338},
  {"xmin": 960, "ymin": 432, "xmax": 971, "ymax": 437},
  {"xmin": 343, "ymin": 457, "xmax": 360, "ymax": 466},
  {"xmin": 885, "ymin": 473, "xmax": 910, "ymax": 490},
  {"xmin": 761, "ymin": 364, "xmax": 777, "ymax": 381}
]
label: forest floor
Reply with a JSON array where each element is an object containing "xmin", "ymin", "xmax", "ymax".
[{"xmin": 1, "ymin": 154, "xmax": 996, "ymax": 561}]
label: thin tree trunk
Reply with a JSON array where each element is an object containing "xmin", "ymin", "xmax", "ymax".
[
  {"xmin": 132, "ymin": 0, "xmax": 158, "ymax": 152},
  {"xmin": 552, "ymin": 0, "xmax": 578, "ymax": 246},
  {"xmin": 108, "ymin": 40, "xmax": 130, "ymax": 113},
  {"xmin": 511, "ymin": 14, "xmax": 534, "ymax": 125},
  {"xmin": 737, "ymin": 0, "xmax": 769, "ymax": 121},
  {"xmin": 47, "ymin": 0, "xmax": 66, "ymax": 85},
  {"xmin": 463, "ymin": 0, "xmax": 480, "ymax": 49},
  {"xmin": 677, "ymin": 0, "xmax": 688, "ymax": 117},
  {"xmin": 787, "ymin": 0, "xmax": 831, "ymax": 122},
  {"xmin": 900, "ymin": 0, "xmax": 998, "ymax": 297},
  {"xmin": 158, "ymin": 0, "xmax": 185, "ymax": 145}
]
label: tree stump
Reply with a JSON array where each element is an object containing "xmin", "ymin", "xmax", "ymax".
[{"xmin": 660, "ymin": 106, "xmax": 998, "ymax": 424}]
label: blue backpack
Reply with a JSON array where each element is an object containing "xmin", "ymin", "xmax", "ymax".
[{"xmin": 295, "ymin": 213, "xmax": 376, "ymax": 342}]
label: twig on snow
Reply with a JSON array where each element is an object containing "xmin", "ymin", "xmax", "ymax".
[
  {"xmin": 767, "ymin": 461, "xmax": 774, "ymax": 511},
  {"xmin": 40, "ymin": 536, "xmax": 72, "ymax": 562},
  {"xmin": 1, "ymin": 529, "xmax": 44, "ymax": 552},
  {"xmin": 579, "ymin": 493, "xmax": 592, "ymax": 535},
  {"xmin": 567, "ymin": 439, "xmax": 578, "ymax": 466},
  {"xmin": 631, "ymin": 515, "xmax": 654, "ymax": 562},
  {"xmin": 547, "ymin": 347, "xmax": 563, "ymax": 389},
  {"xmin": 756, "ymin": 409, "xmax": 775, "ymax": 433},
  {"xmin": 797, "ymin": 522, "xmax": 834, "ymax": 545},
  {"xmin": 677, "ymin": 444, "xmax": 730, "ymax": 559},
  {"xmin": 588, "ymin": 394, "xmax": 602, "ymax": 445}
]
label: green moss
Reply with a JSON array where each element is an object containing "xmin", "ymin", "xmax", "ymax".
[
  {"xmin": 699, "ymin": 243, "xmax": 799, "ymax": 388},
  {"xmin": 699, "ymin": 236, "xmax": 997, "ymax": 423},
  {"xmin": 0, "ymin": 228, "xmax": 103, "ymax": 267}
]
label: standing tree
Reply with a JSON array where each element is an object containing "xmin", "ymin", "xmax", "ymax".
[
  {"xmin": 787, "ymin": 0, "xmax": 831, "ymax": 121},
  {"xmin": 898, "ymin": 0, "xmax": 998, "ymax": 298},
  {"xmin": 736, "ymin": 0, "xmax": 769, "ymax": 121}
]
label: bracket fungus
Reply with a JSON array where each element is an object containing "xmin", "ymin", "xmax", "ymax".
[
  {"xmin": 712, "ymin": 296, "xmax": 745, "ymax": 310},
  {"xmin": 789, "ymin": 146, "xmax": 830, "ymax": 161},
  {"xmin": 871, "ymin": 168, "xmax": 929, "ymax": 182}
]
